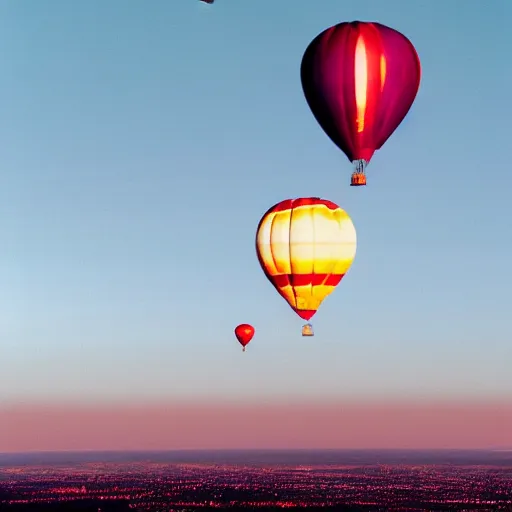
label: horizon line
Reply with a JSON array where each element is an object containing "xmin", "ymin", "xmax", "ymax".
[{"xmin": 2, "ymin": 447, "xmax": 511, "ymax": 455}]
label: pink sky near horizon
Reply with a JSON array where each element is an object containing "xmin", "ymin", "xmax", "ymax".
[{"xmin": 1, "ymin": 400, "xmax": 511, "ymax": 452}]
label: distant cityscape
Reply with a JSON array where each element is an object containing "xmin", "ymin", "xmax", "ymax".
[{"xmin": 1, "ymin": 450, "xmax": 511, "ymax": 511}]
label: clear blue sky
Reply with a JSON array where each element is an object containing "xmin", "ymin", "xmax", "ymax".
[{"xmin": 1, "ymin": 0, "xmax": 511, "ymax": 404}]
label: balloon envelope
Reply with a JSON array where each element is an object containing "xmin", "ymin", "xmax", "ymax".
[
  {"xmin": 301, "ymin": 21, "xmax": 421, "ymax": 167},
  {"xmin": 234, "ymin": 324, "xmax": 255, "ymax": 350},
  {"xmin": 255, "ymin": 198, "xmax": 356, "ymax": 321}
]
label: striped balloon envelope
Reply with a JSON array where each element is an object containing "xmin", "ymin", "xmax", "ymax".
[
  {"xmin": 301, "ymin": 21, "xmax": 421, "ymax": 186},
  {"xmin": 255, "ymin": 197, "xmax": 356, "ymax": 333}
]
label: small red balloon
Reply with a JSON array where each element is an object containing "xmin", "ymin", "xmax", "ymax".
[{"xmin": 234, "ymin": 324, "xmax": 255, "ymax": 352}]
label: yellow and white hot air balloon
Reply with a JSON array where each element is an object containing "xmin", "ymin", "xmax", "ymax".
[{"xmin": 255, "ymin": 197, "xmax": 357, "ymax": 336}]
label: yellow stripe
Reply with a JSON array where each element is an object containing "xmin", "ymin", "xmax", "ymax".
[{"xmin": 354, "ymin": 36, "xmax": 368, "ymax": 134}]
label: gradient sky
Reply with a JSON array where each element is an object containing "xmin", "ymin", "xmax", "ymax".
[
  {"xmin": 2, "ymin": 401, "xmax": 512, "ymax": 451},
  {"xmin": 1, "ymin": 0, "xmax": 511, "ymax": 412}
]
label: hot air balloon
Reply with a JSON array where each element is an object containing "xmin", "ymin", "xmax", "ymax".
[
  {"xmin": 234, "ymin": 324, "xmax": 255, "ymax": 352},
  {"xmin": 255, "ymin": 197, "xmax": 356, "ymax": 336},
  {"xmin": 301, "ymin": 21, "xmax": 421, "ymax": 186}
]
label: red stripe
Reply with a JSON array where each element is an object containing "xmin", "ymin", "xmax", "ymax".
[
  {"xmin": 270, "ymin": 273, "xmax": 344, "ymax": 288},
  {"xmin": 293, "ymin": 308, "xmax": 317, "ymax": 321},
  {"xmin": 268, "ymin": 197, "xmax": 340, "ymax": 214}
]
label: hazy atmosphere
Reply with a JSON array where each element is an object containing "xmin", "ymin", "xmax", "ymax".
[{"xmin": 1, "ymin": 0, "xmax": 511, "ymax": 451}]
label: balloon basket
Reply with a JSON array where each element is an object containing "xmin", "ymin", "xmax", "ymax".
[
  {"xmin": 350, "ymin": 172, "xmax": 366, "ymax": 186},
  {"xmin": 301, "ymin": 323, "xmax": 314, "ymax": 337}
]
